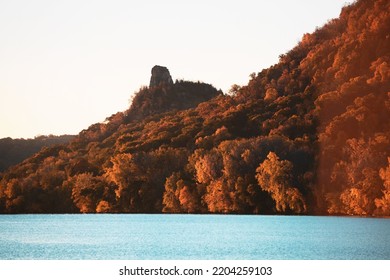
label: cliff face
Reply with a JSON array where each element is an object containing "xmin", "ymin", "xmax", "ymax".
[
  {"xmin": 0, "ymin": 0, "xmax": 389, "ymax": 215},
  {"xmin": 149, "ymin": 65, "xmax": 173, "ymax": 88}
]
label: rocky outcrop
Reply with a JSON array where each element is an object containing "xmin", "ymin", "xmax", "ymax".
[{"xmin": 149, "ymin": 65, "xmax": 173, "ymax": 88}]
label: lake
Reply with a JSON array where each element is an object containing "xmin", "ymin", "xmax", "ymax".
[{"xmin": 0, "ymin": 214, "xmax": 389, "ymax": 260}]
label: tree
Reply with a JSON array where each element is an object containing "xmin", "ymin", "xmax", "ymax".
[
  {"xmin": 340, "ymin": 188, "xmax": 369, "ymax": 215},
  {"xmin": 375, "ymin": 158, "xmax": 390, "ymax": 215},
  {"xmin": 162, "ymin": 173, "xmax": 182, "ymax": 213},
  {"xmin": 104, "ymin": 153, "xmax": 143, "ymax": 212},
  {"xmin": 71, "ymin": 173, "xmax": 109, "ymax": 213},
  {"xmin": 256, "ymin": 152, "xmax": 306, "ymax": 213},
  {"xmin": 162, "ymin": 172, "xmax": 201, "ymax": 213}
]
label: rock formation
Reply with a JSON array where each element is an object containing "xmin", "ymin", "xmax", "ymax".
[{"xmin": 149, "ymin": 65, "xmax": 173, "ymax": 87}]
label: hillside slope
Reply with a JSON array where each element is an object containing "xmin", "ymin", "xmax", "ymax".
[
  {"xmin": 0, "ymin": 135, "xmax": 75, "ymax": 172},
  {"xmin": 0, "ymin": 0, "xmax": 389, "ymax": 215}
]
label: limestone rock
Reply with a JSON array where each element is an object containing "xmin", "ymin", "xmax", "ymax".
[{"xmin": 149, "ymin": 65, "xmax": 173, "ymax": 88}]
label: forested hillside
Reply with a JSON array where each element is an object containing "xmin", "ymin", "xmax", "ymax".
[
  {"xmin": 0, "ymin": 135, "xmax": 74, "ymax": 172},
  {"xmin": 0, "ymin": 0, "xmax": 389, "ymax": 215}
]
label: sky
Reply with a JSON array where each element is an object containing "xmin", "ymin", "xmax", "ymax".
[{"xmin": 0, "ymin": 0, "xmax": 348, "ymax": 139}]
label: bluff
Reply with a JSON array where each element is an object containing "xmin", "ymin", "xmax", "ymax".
[
  {"xmin": 128, "ymin": 66, "xmax": 221, "ymax": 119},
  {"xmin": 0, "ymin": 0, "xmax": 389, "ymax": 215},
  {"xmin": 149, "ymin": 65, "xmax": 173, "ymax": 88}
]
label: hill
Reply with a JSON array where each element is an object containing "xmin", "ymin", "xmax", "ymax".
[
  {"xmin": 0, "ymin": 135, "xmax": 75, "ymax": 172},
  {"xmin": 0, "ymin": 0, "xmax": 389, "ymax": 215}
]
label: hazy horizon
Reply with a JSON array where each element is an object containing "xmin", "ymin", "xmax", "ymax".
[{"xmin": 0, "ymin": 0, "xmax": 347, "ymax": 139}]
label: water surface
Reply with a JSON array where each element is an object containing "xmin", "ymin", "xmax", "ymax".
[{"xmin": 0, "ymin": 214, "xmax": 389, "ymax": 259}]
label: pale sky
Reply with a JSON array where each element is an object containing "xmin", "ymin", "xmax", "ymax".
[{"xmin": 0, "ymin": 0, "xmax": 347, "ymax": 139}]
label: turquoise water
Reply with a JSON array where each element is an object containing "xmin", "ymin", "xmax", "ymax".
[{"xmin": 0, "ymin": 214, "xmax": 389, "ymax": 260}]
